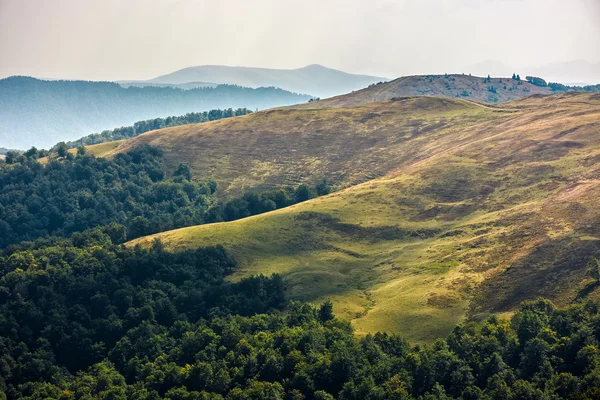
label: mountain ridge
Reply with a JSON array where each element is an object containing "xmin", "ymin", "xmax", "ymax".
[
  {"xmin": 287, "ymin": 74, "xmax": 555, "ymax": 109},
  {"xmin": 145, "ymin": 64, "xmax": 388, "ymax": 98}
]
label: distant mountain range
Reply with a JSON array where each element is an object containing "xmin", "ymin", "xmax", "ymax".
[
  {"xmin": 0, "ymin": 76, "xmax": 310, "ymax": 149},
  {"xmin": 117, "ymin": 81, "xmax": 217, "ymax": 90},
  {"xmin": 140, "ymin": 64, "xmax": 388, "ymax": 99}
]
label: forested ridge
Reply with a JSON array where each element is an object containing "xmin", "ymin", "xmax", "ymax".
[
  {"xmin": 1, "ymin": 228, "xmax": 600, "ymax": 399},
  {"xmin": 0, "ymin": 146, "xmax": 330, "ymax": 248},
  {"xmin": 51, "ymin": 108, "xmax": 253, "ymax": 152}
]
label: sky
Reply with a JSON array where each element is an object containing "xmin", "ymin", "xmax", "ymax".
[{"xmin": 0, "ymin": 0, "xmax": 599, "ymax": 81}]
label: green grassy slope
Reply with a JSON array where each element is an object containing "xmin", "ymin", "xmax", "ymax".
[
  {"xmin": 109, "ymin": 96, "xmax": 513, "ymax": 196},
  {"xmin": 129, "ymin": 92, "xmax": 600, "ymax": 342},
  {"xmin": 39, "ymin": 140, "xmax": 126, "ymax": 165}
]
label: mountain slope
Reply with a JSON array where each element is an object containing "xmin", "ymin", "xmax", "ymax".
[
  {"xmin": 128, "ymin": 93, "xmax": 600, "ymax": 342},
  {"xmin": 0, "ymin": 76, "xmax": 309, "ymax": 149},
  {"xmin": 289, "ymin": 74, "xmax": 554, "ymax": 109},
  {"xmin": 102, "ymin": 96, "xmax": 508, "ymax": 196},
  {"xmin": 146, "ymin": 64, "xmax": 388, "ymax": 98}
]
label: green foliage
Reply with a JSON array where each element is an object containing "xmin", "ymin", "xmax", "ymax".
[
  {"xmin": 0, "ymin": 147, "xmax": 331, "ymax": 248},
  {"xmin": 56, "ymin": 142, "xmax": 68, "ymax": 157},
  {"xmin": 318, "ymin": 301, "xmax": 335, "ymax": 323},
  {"xmin": 549, "ymin": 82, "xmax": 600, "ymax": 93},
  {"xmin": 211, "ymin": 181, "xmax": 330, "ymax": 223},
  {"xmin": 2, "ymin": 232, "xmax": 600, "ymax": 400},
  {"xmin": 525, "ymin": 76, "xmax": 548, "ymax": 87},
  {"xmin": 0, "ymin": 229, "xmax": 285, "ymax": 398},
  {"xmin": 587, "ymin": 257, "xmax": 600, "ymax": 281},
  {"xmin": 0, "ymin": 145, "xmax": 214, "ymax": 247}
]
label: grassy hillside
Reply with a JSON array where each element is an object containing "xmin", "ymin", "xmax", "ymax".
[
  {"xmin": 108, "ymin": 96, "xmax": 509, "ymax": 196},
  {"xmin": 291, "ymin": 74, "xmax": 553, "ymax": 108},
  {"xmin": 129, "ymin": 92, "xmax": 600, "ymax": 342},
  {"xmin": 39, "ymin": 140, "xmax": 126, "ymax": 165}
]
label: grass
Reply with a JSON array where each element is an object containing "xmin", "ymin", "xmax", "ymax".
[
  {"xmin": 289, "ymin": 74, "xmax": 553, "ymax": 110},
  {"xmin": 109, "ymin": 97, "xmax": 501, "ymax": 196},
  {"xmin": 126, "ymin": 93, "xmax": 600, "ymax": 342},
  {"xmin": 39, "ymin": 140, "xmax": 126, "ymax": 164}
]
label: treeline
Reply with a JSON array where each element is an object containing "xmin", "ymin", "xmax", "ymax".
[
  {"xmin": 1, "ymin": 229, "xmax": 600, "ymax": 399},
  {"xmin": 0, "ymin": 148, "xmax": 17, "ymax": 156},
  {"xmin": 0, "ymin": 146, "xmax": 330, "ymax": 248},
  {"xmin": 520, "ymin": 75, "xmax": 600, "ymax": 93},
  {"xmin": 549, "ymin": 82, "xmax": 600, "ymax": 93},
  {"xmin": 51, "ymin": 108, "xmax": 253, "ymax": 151}
]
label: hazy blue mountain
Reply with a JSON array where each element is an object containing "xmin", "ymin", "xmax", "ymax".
[
  {"xmin": 147, "ymin": 64, "xmax": 388, "ymax": 98},
  {"xmin": 0, "ymin": 76, "xmax": 310, "ymax": 149},
  {"xmin": 117, "ymin": 81, "xmax": 218, "ymax": 89}
]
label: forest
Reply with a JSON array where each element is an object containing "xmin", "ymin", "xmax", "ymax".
[
  {"xmin": 1, "ymin": 228, "xmax": 600, "ymax": 399},
  {"xmin": 0, "ymin": 146, "xmax": 329, "ymax": 248}
]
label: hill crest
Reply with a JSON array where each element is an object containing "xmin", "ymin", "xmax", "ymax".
[{"xmin": 290, "ymin": 73, "xmax": 554, "ymax": 108}]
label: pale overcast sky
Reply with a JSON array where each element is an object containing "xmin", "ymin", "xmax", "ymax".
[{"xmin": 0, "ymin": 0, "xmax": 599, "ymax": 81}]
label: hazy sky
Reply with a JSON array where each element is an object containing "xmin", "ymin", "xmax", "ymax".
[{"xmin": 1, "ymin": 0, "xmax": 599, "ymax": 81}]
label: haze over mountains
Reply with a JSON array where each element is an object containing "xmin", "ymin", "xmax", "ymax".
[
  {"xmin": 4, "ymin": 59, "xmax": 600, "ymax": 151},
  {"xmin": 0, "ymin": 76, "xmax": 309, "ymax": 149},
  {"xmin": 141, "ymin": 64, "xmax": 389, "ymax": 99}
]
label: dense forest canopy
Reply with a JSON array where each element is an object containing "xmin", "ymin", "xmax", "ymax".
[
  {"xmin": 1, "ymin": 229, "xmax": 600, "ymax": 399},
  {"xmin": 0, "ymin": 146, "xmax": 330, "ymax": 248},
  {"xmin": 0, "ymin": 76, "xmax": 310, "ymax": 149}
]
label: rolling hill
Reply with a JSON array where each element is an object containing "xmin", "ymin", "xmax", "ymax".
[
  {"xmin": 290, "ymin": 74, "xmax": 555, "ymax": 109},
  {"xmin": 94, "ymin": 96, "xmax": 506, "ymax": 196},
  {"xmin": 144, "ymin": 64, "xmax": 388, "ymax": 99},
  {"xmin": 126, "ymin": 92, "xmax": 600, "ymax": 342},
  {"xmin": 0, "ymin": 76, "xmax": 309, "ymax": 149}
]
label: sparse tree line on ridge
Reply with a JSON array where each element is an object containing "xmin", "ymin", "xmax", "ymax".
[{"xmin": 50, "ymin": 108, "xmax": 254, "ymax": 152}]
